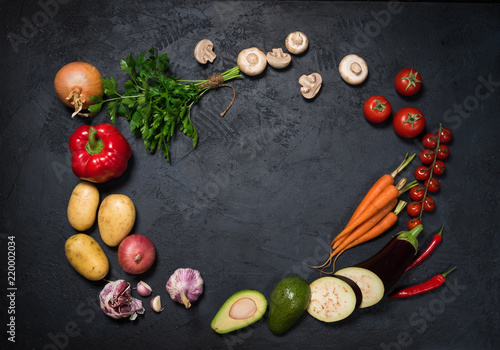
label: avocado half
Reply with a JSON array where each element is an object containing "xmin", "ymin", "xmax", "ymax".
[{"xmin": 211, "ymin": 289, "xmax": 267, "ymax": 334}]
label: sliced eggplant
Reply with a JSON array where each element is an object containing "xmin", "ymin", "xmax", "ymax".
[
  {"xmin": 307, "ymin": 276, "xmax": 360, "ymax": 323},
  {"xmin": 335, "ymin": 267, "xmax": 385, "ymax": 308}
]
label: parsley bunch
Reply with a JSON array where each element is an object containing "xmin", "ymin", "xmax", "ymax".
[{"xmin": 89, "ymin": 48, "xmax": 241, "ymax": 162}]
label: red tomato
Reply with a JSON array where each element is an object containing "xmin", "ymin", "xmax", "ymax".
[
  {"xmin": 425, "ymin": 178, "xmax": 440, "ymax": 192},
  {"xmin": 363, "ymin": 95, "xmax": 392, "ymax": 123},
  {"xmin": 422, "ymin": 133, "xmax": 438, "ymax": 149},
  {"xmin": 409, "ymin": 186, "xmax": 425, "ymax": 201},
  {"xmin": 419, "ymin": 149, "xmax": 435, "ymax": 164},
  {"xmin": 407, "ymin": 201, "xmax": 422, "ymax": 217},
  {"xmin": 394, "ymin": 68, "xmax": 422, "ymax": 96},
  {"xmin": 437, "ymin": 127, "xmax": 453, "ymax": 143},
  {"xmin": 407, "ymin": 218, "xmax": 422, "ymax": 230},
  {"xmin": 435, "ymin": 145, "xmax": 450, "ymax": 159},
  {"xmin": 433, "ymin": 160, "xmax": 446, "ymax": 175},
  {"xmin": 423, "ymin": 197, "xmax": 436, "ymax": 211},
  {"xmin": 393, "ymin": 107, "xmax": 425, "ymax": 138},
  {"xmin": 414, "ymin": 166, "xmax": 431, "ymax": 181}
]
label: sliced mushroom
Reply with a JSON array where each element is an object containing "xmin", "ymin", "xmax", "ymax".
[
  {"xmin": 285, "ymin": 31, "xmax": 309, "ymax": 55},
  {"xmin": 237, "ymin": 47, "xmax": 267, "ymax": 76},
  {"xmin": 339, "ymin": 54, "xmax": 368, "ymax": 85},
  {"xmin": 194, "ymin": 39, "xmax": 216, "ymax": 64},
  {"xmin": 299, "ymin": 73, "xmax": 322, "ymax": 99},
  {"xmin": 266, "ymin": 48, "xmax": 291, "ymax": 69}
]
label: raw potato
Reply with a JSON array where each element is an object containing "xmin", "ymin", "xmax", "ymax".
[
  {"xmin": 98, "ymin": 194, "xmax": 136, "ymax": 247},
  {"xmin": 67, "ymin": 182, "xmax": 100, "ymax": 231},
  {"xmin": 65, "ymin": 233, "xmax": 109, "ymax": 281}
]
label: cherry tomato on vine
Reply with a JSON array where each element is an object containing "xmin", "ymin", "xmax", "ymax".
[
  {"xmin": 363, "ymin": 95, "xmax": 392, "ymax": 123},
  {"xmin": 415, "ymin": 166, "xmax": 431, "ymax": 181},
  {"xmin": 437, "ymin": 127, "xmax": 453, "ymax": 143},
  {"xmin": 393, "ymin": 107, "xmax": 426, "ymax": 138},
  {"xmin": 409, "ymin": 186, "xmax": 426, "ymax": 201},
  {"xmin": 422, "ymin": 133, "xmax": 438, "ymax": 149},
  {"xmin": 433, "ymin": 160, "xmax": 446, "ymax": 175},
  {"xmin": 419, "ymin": 149, "xmax": 435, "ymax": 164},
  {"xmin": 423, "ymin": 197, "xmax": 436, "ymax": 211},
  {"xmin": 407, "ymin": 201, "xmax": 422, "ymax": 217},
  {"xmin": 407, "ymin": 218, "xmax": 422, "ymax": 230},
  {"xmin": 425, "ymin": 178, "xmax": 440, "ymax": 192},
  {"xmin": 394, "ymin": 68, "xmax": 422, "ymax": 96},
  {"xmin": 435, "ymin": 144, "xmax": 450, "ymax": 159}
]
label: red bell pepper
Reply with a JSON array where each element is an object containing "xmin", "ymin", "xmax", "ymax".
[{"xmin": 69, "ymin": 123, "xmax": 132, "ymax": 183}]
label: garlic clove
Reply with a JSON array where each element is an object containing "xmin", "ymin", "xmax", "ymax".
[
  {"xmin": 136, "ymin": 281, "xmax": 152, "ymax": 297},
  {"xmin": 150, "ymin": 295, "xmax": 163, "ymax": 313}
]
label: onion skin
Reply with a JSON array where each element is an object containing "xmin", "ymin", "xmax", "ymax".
[
  {"xmin": 117, "ymin": 234, "xmax": 156, "ymax": 275},
  {"xmin": 54, "ymin": 62, "xmax": 104, "ymax": 117}
]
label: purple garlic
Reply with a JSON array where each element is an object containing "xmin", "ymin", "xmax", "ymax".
[
  {"xmin": 166, "ymin": 268, "xmax": 204, "ymax": 308},
  {"xmin": 99, "ymin": 280, "xmax": 145, "ymax": 320}
]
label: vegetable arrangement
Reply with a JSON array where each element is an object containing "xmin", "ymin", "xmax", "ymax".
[{"xmin": 53, "ymin": 29, "xmax": 458, "ymax": 341}]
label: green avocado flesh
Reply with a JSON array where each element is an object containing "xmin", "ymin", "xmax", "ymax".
[
  {"xmin": 268, "ymin": 275, "xmax": 311, "ymax": 335},
  {"xmin": 211, "ymin": 289, "xmax": 267, "ymax": 334}
]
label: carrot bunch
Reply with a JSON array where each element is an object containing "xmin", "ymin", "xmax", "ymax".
[{"xmin": 315, "ymin": 154, "xmax": 417, "ymax": 273}]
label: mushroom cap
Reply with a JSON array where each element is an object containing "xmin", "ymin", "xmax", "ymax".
[
  {"xmin": 194, "ymin": 39, "xmax": 216, "ymax": 64},
  {"xmin": 237, "ymin": 47, "xmax": 267, "ymax": 76},
  {"xmin": 339, "ymin": 54, "xmax": 368, "ymax": 85},
  {"xmin": 266, "ymin": 48, "xmax": 291, "ymax": 69},
  {"xmin": 299, "ymin": 72, "xmax": 322, "ymax": 99},
  {"xmin": 285, "ymin": 31, "xmax": 309, "ymax": 55}
]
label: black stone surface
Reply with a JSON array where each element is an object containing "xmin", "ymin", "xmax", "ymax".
[{"xmin": 1, "ymin": 1, "xmax": 499, "ymax": 349}]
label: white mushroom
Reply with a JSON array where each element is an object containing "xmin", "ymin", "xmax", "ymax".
[
  {"xmin": 338, "ymin": 54, "xmax": 368, "ymax": 85},
  {"xmin": 237, "ymin": 47, "xmax": 267, "ymax": 76},
  {"xmin": 266, "ymin": 48, "xmax": 291, "ymax": 69},
  {"xmin": 194, "ymin": 39, "xmax": 216, "ymax": 64},
  {"xmin": 299, "ymin": 72, "xmax": 322, "ymax": 99},
  {"xmin": 285, "ymin": 31, "xmax": 309, "ymax": 55}
]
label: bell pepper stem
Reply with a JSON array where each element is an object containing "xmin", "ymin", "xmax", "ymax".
[{"xmin": 85, "ymin": 126, "xmax": 104, "ymax": 155}]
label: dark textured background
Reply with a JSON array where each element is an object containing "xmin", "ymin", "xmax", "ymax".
[{"xmin": 1, "ymin": 1, "xmax": 499, "ymax": 349}]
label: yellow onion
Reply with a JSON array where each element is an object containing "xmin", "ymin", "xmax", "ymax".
[{"xmin": 54, "ymin": 62, "xmax": 104, "ymax": 118}]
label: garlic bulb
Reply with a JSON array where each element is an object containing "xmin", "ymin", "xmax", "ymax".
[
  {"xmin": 99, "ymin": 280, "xmax": 144, "ymax": 320},
  {"xmin": 166, "ymin": 268, "xmax": 204, "ymax": 308}
]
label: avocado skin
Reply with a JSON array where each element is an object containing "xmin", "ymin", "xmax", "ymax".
[{"xmin": 268, "ymin": 275, "xmax": 311, "ymax": 335}]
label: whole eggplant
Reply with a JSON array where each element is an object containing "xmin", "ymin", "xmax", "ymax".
[{"xmin": 355, "ymin": 225, "xmax": 423, "ymax": 294}]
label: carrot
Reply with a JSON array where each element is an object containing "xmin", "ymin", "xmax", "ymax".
[
  {"xmin": 331, "ymin": 178, "xmax": 406, "ymax": 247},
  {"xmin": 331, "ymin": 198, "xmax": 398, "ymax": 251},
  {"xmin": 335, "ymin": 153, "xmax": 415, "ymax": 243},
  {"xmin": 330, "ymin": 201, "xmax": 407, "ymax": 268}
]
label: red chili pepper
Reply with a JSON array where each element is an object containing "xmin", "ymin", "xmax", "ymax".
[
  {"xmin": 405, "ymin": 225, "xmax": 444, "ymax": 272},
  {"xmin": 69, "ymin": 123, "xmax": 132, "ymax": 183},
  {"xmin": 389, "ymin": 266, "xmax": 457, "ymax": 299}
]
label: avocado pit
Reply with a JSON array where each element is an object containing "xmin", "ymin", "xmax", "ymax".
[{"xmin": 229, "ymin": 297, "xmax": 257, "ymax": 319}]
